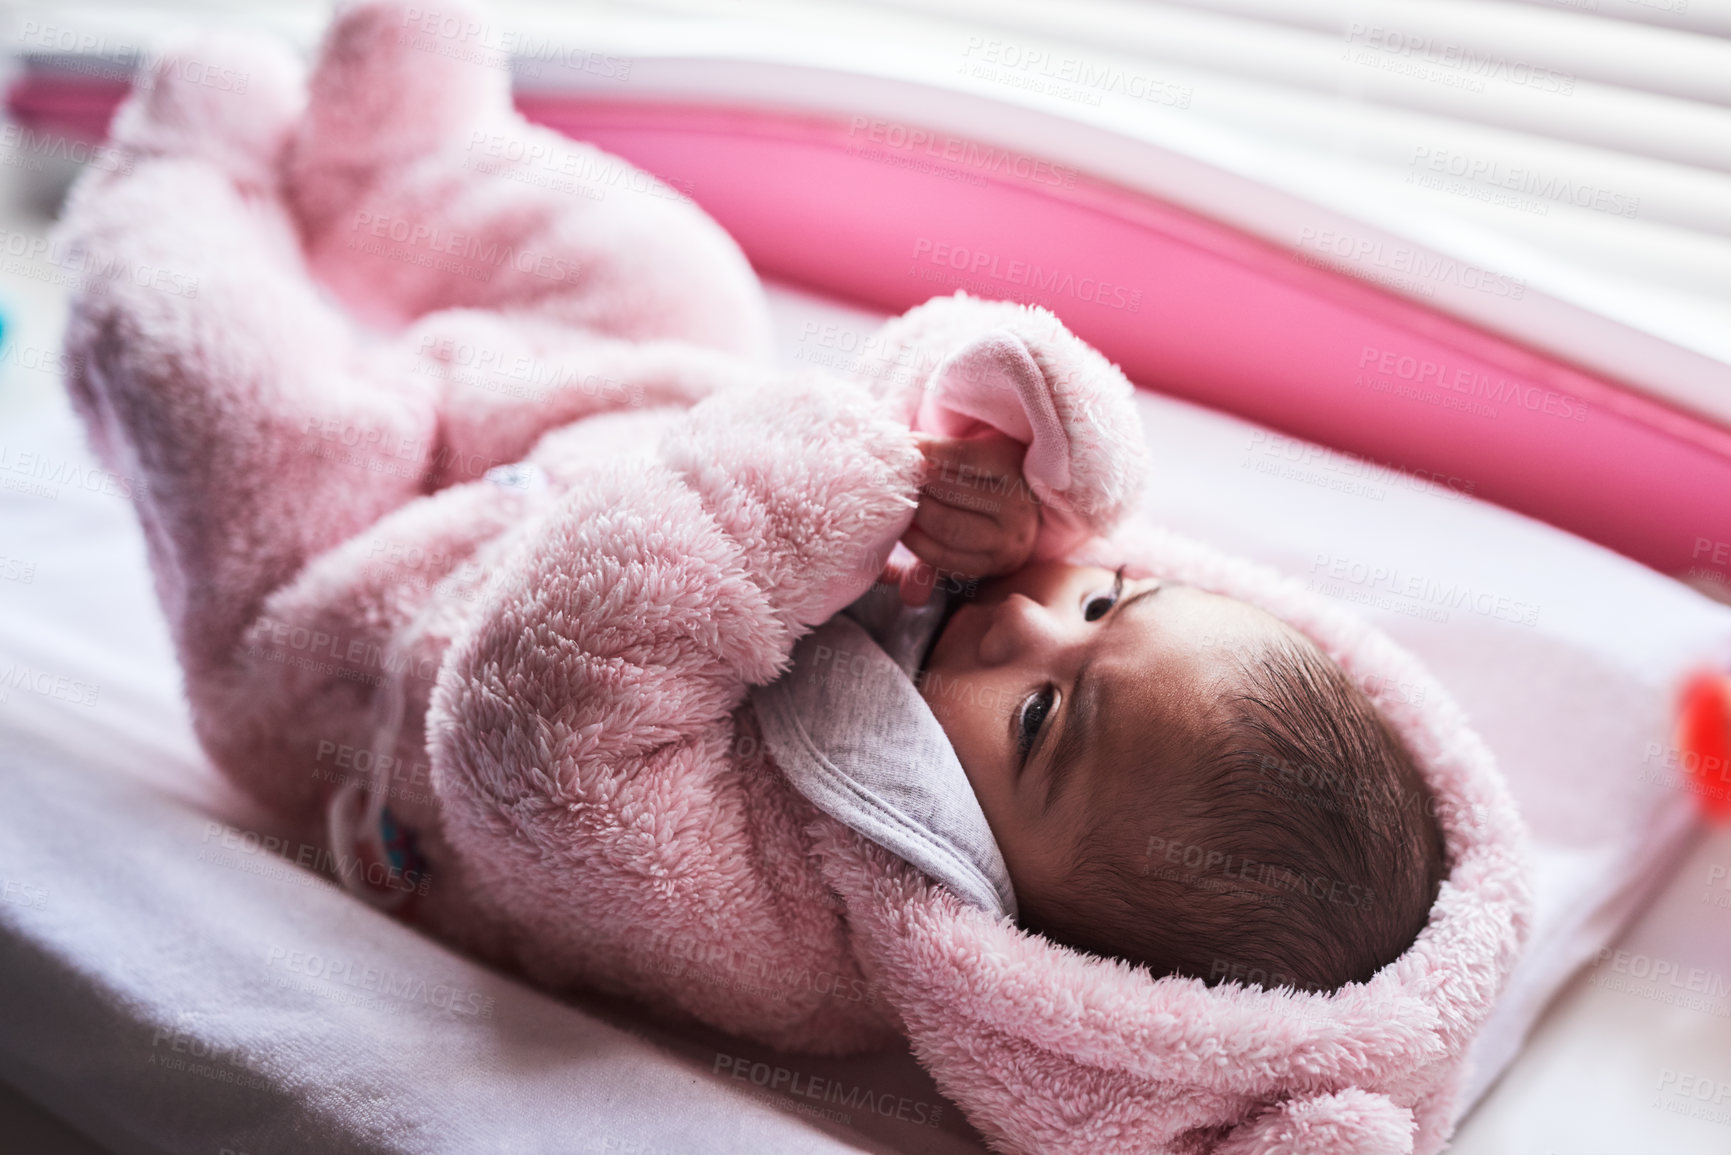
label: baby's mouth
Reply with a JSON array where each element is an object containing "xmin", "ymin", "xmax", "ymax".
[
  {"xmin": 936, "ymin": 585, "xmax": 971, "ymax": 635},
  {"xmin": 917, "ymin": 589, "xmax": 975, "ymax": 680}
]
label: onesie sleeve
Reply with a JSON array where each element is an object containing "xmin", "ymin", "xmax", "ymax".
[
  {"xmin": 422, "ymin": 373, "xmax": 920, "ymax": 1048},
  {"xmin": 854, "ymin": 292, "xmax": 1150, "ymax": 558}
]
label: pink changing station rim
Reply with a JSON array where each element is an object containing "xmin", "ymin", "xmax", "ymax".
[{"xmin": 11, "ymin": 73, "xmax": 1731, "ymax": 583}]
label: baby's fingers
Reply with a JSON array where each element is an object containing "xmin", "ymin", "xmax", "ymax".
[
  {"xmin": 912, "ymin": 499, "xmax": 1007, "ymax": 556},
  {"xmin": 902, "ymin": 524, "xmax": 998, "ymax": 580},
  {"xmin": 883, "ymin": 527, "xmax": 989, "ymax": 608},
  {"xmin": 920, "ymin": 433, "xmax": 1027, "ymax": 493},
  {"xmin": 920, "ymin": 435, "xmax": 1039, "ymax": 524}
]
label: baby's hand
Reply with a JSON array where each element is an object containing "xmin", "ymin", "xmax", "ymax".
[{"xmin": 881, "ymin": 432, "xmax": 1040, "ymax": 606}]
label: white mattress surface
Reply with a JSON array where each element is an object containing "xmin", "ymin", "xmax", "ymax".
[{"xmin": 2, "ymin": 281, "xmax": 1730, "ymax": 1153}]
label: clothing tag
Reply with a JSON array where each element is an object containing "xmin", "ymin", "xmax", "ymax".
[{"xmin": 485, "ymin": 462, "xmax": 548, "ymax": 493}]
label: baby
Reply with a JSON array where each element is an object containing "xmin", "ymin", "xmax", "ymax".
[
  {"xmin": 64, "ymin": 4, "xmax": 1523, "ymax": 1144},
  {"xmin": 882, "ymin": 433, "xmax": 1446, "ymax": 992}
]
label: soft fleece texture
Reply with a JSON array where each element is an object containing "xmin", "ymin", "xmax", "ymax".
[{"xmin": 55, "ymin": 3, "xmax": 1530, "ymax": 1152}]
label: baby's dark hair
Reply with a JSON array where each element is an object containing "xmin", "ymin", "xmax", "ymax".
[{"xmin": 1024, "ymin": 634, "xmax": 1446, "ymax": 993}]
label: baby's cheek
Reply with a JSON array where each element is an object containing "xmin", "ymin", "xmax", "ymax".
[
  {"xmin": 927, "ymin": 692, "xmax": 982, "ymax": 775},
  {"xmin": 924, "ymin": 670, "xmax": 1014, "ymax": 803},
  {"xmin": 928, "ymin": 697, "xmax": 969, "ymax": 764}
]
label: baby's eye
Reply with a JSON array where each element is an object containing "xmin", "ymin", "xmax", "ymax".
[
  {"xmin": 1083, "ymin": 592, "xmax": 1116, "ymax": 622},
  {"xmin": 1016, "ymin": 685, "xmax": 1055, "ymax": 759},
  {"xmin": 1082, "ymin": 566, "xmax": 1127, "ymax": 622}
]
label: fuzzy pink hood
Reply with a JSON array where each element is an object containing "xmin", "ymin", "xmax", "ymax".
[
  {"xmin": 53, "ymin": 3, "xmax": 1531, "ymax": 1152},
  {"xmin": 816, "ymin": 520, "xmax": 1531, "ymax": 1153}
]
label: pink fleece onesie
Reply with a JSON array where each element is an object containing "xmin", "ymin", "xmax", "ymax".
[{"xmin": 56, "ymin": 4, "xmax": 1531, "ymax": 1152}]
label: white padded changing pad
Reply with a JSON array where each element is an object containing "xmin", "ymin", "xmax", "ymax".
[{"xmin": 1, "ymin": 281, "xmax": 1729, "ymax": 1154}]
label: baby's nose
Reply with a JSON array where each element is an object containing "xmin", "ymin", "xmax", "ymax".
[{"xmin": 977, "ymin": 593, "xmax": 1066, "ymax": 666}]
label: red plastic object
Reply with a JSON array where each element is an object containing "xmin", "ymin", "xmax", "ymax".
[{"xmin": 1677, "ymin": 672, "xmax": 1731, "ymax": 823}]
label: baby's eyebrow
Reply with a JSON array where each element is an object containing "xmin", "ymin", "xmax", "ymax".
[
  {"xmin": 1041, "ymin": 581, "xmax": 1163, "ymax": 813},
  {"xmin": 1112, "ymin": 582, "xmax": 1162, "ymax": 624}
]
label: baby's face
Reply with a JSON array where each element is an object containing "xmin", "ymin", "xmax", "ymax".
[{"xmin": 918, "ymin": 561, "xmax": 1294, "ymax": 915}]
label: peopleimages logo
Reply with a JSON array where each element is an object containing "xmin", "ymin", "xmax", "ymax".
[
  {"xmin": 0, "ymin": 442, "xmax": 147, "ymax": 502},
  {"xmin": 202, "ymin": 821, "xmax": 432, "ymax": 897},
  {"xmin": 1307, "ymin": 552, "xmax": 1542, "ymax": 627},
  {"xmin": 1706, "ymin": 865, "xmax": 1731, "ymax": 914},
  {"xmin": 711, "ymin": 1053, "xmax": 945, "ymax": 1128},
  {"xmin": 1589, "ymin": 947, "xmax": 1731, "ymax": 1008},
  {"xmin": 1355, "ymin": 345, "xmax": 1588, "ymax": 422},
  {"xmin": 397, "ymin": 6, "xmax": 632, "ymax": 81},
  {"xmin": 959, "ymin": 36, "xmax": 1193, "ymax": 109},
  {"xmin": 0, "ymin": 228, "xmax": 199, "ymax": 299},
  {"xmin": 15, "ymin": 21, "xmax": 251, "ymax": 91},
  {"xmin": 348, "ymin": 210, "xmax": 580, "ymax": 284},
  {"xmin": 0, "ymin": 660, "xmax": 100, "ymax": 707},
  {"xmin": 1407, "ymin": 146, "xmax": 1640, "ymax": 219},
  {"xmin": 845, "ymin": 117, "xmax": 1079, "ymax": 189},
  {"xmin": 1341, "ymin": 23, "xmax": 1575, "ymax": 96},
  {"xmin": 266, "ymin": 945, "xmax": 493, "ymax": 1017},
  {"xmin": 0, "ymin": 123, "xmax": 132, "ymax": 175},
  {"xmin": 909, "ymin": 238, "xmax": 1143, "ymax": 312},
  {"xmin": 1296, "ymin": 228, "xmax": 1526, "ymax": 301}
]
